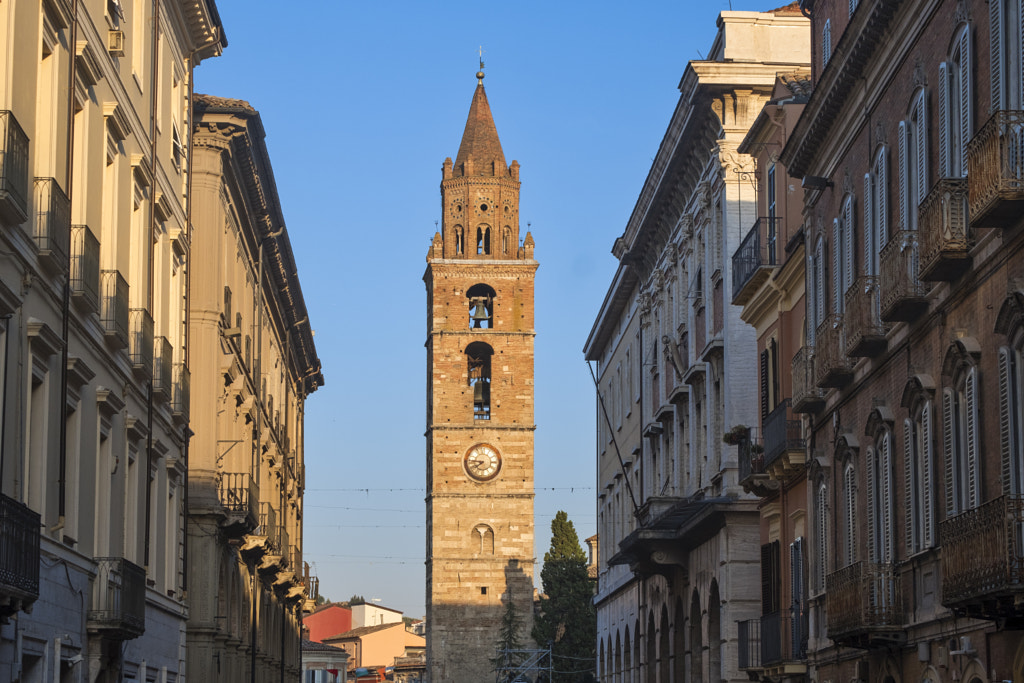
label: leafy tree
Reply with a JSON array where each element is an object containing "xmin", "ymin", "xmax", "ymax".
[
  {"xmin": 532, "ymin": 511, "xmax": 596, "ymax": 683},
  {"xmin": 491, "ymin": 591, "xmax": 526, "ymax": 682}
]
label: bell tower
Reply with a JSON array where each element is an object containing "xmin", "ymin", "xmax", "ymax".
[{"xmin": 424, "ymin": 69, "xmax": 537, "ymax": 683}]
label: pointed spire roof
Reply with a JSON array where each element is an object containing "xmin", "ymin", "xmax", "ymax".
[{"xmin": 453, "ymin": 75, "xmax": 507, "ymax": 178}]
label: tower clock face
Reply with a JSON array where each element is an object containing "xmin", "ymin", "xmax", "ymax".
[{"xmin": 464, "ymin": 444, "xmax": 501, "ymax": 481}]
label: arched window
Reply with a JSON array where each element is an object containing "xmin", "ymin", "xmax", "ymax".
[
  {"xmin": 899, "ymin": 89, "xmax": 929, "ymax": 231},
  {"xmin": 938, "ymin": 25, "xmax": 973, "ymax": 178},
  {"xmin": 941, "ymin": 340, "xmax": 982, "ymax": 516},
  {"xmin": 476, "ymin": 226, "xmax": 491, "ymax": 255},
  {"xmin": 473, "ymin": 524, "xmax": 494, "ymax": 554},
  {"xmin": 467, "ymin": 283, "xmax": 495, "ymax": 329},
  {"xmin": 833, "ymin": 196, "xmax": 855, "ymax": 315},
  {"xmin": 841, "ymin": 449, "xmax": 858, "ymax": 568},
  {"xmin": 503, "ymin": 227, "xmax": 512, "ymax": 255},
  {"xmin": 867, "ymin": 425, "xmax": 895, "ymax": 563},
  {"xmin": 902, "ymin": 375, "xmax": 937, "ymax": 554},
  {"xmin": 466, "ymin": 341, "xmax": 493, "ymax": 420},
  {"xmin": 1000, "ymin": 329, "xmax": 1024, "ymax": 496},
  {"xmin": 454, "ymin": 226, "xmax": 464, "ymax": 255},
  {"xmin": 863, "ymin": 146, "xmax": 890, "ymax": 276}
]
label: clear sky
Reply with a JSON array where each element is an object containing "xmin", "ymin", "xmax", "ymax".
[{"xmin": 194, "ymin": 0, "xmax": 782, "ymax": 619}]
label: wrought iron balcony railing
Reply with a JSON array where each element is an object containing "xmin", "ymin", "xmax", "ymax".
[
  {"xmin": 172, "ymin": 362, "xmax": 189, "ymax": 421},
  {"xmin": 814, "ymin": 314, "xmax": 853, "ymax": 388},
  {"xmin": 919, "ymin": 178, "xmax": 971, "ymax": 281},
  {"xmin": 791, "ymin": 346, "xmax": 824, "ymax": 413},
  {"xmin": 152, "ymin": 337, "xmax": 173, "ymax": 401},
  {"xmin": 33, "ymin": 178, "xmax": 70, "ymax": 273},
  {"xmin": 844, "ymin": 276, "xmax": 887, "ymax": 357},
  {"xmin": 879, "ymin": 230, "xmax": 928, "ymax": 322},
  {"xmin": 738, "ymin": 618, "xmax": 761, "ymax": 670},
  {"xmin": 70, "ymin": 225, "xmax": 100, "ymax": 312},
  {"xmin": 967, "ymin": 110, "xmax": 1024, "ymax": 227},
  {"xmin": 88, "ymin": 557, "xmax": 146, "ymax": 640},
  {"xmin": 219, "ymin": 472, "xmax": 259, "ymax": 537},
  {"xmin": 760, "ymin": 611, "xmax": 807, "ymax": 667},
  {"xmin": 100, "ymin": 270, "xmax": 129, "ymax": 348},
  {"xmin": 0, "ymin": 493, "xmax": 40, "ymax": 617},
  {"xmin": 763, "ymin": 399, "xmax": 804, "ymax": 472},
  {"xmin": 825, "ymin": 561, "xmax": 903, "ymax": 647},
  {"xmin": 259, "ymin": 502, "xmax": 280, "ymax": 554},
  {"xmin": 0, "ymin": 110, "xmax": 30, "ymax": 224},
  {"xmin": 128, "ymin": 309, "xmax": 154, "ymax": 379},
  {"xmin": 939, "ymin": 494, "xmax": 1024, "ymax": 620},
  {"xmin": 732, "ymin": 217, "xmax": 781, "ymax": 305}
]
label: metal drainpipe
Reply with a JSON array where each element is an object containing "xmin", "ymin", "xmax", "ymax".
[
  {"xmin": 280, "ymin": 601, "xmax": 285, "ymax": 683},
  {"xmin": 0, "ymin": 315, "xmax": 11, "ymax": 492},
  {"xmin": 251, "ymin": 560, "xmax": 258, "ymax": 683},
  {"xmin": 57, "ymin": 0, "xmax": 79, "ymax": 528},
  {"xmin": 182, "ymin": 41, "xmax": 197, "ymax": 598},
  {"xmin": 143, "ymin": 0, "xmax": 160, "ymax": 575}
]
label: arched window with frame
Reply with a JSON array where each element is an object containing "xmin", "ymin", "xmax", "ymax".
[
  {"xmin": 466, "ymin": 341, "xmax": 493, "ymax": 420},
  {"xmin": 996, "ymin": 293, "xmax": 1024, "ymax": 497},
  {"xmin": 467, "ymin": 283, "xmax": 496, "ymax": 329},
  {"xmin": 902, "ymin": 376, "xmax": 937, "ymax": 555},
  {"xmin": 866, "ymin": 424, "xmax": 896, "ymax": 563},
  {"xmin": 941, "ymin": 341, "xmax": 982, "ymax": 516},
  {"xmin": 476, "ymin": 225, "xmax": 491, "ymax": 255},
  {"xmin": 864, "ymin": 146, "xmax": 890, "ymax": 277},
  {"xmin": 814, "ymin": 477, "xmax": 829, "ymax": 594},
  {"xmin": 938, "ymin": 24, "xmax": 973, "ymax": 178},
  {"xmin": 898, "ymin": 89, "xmax": 929, "ymax": 231},
  {"xmin": 842, "ymin": 457, "xmax": 857, "ymax": 567}
]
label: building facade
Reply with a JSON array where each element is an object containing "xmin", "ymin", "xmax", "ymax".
[
  {"xmin": 186, "ymin": 93, "xmax": 321, "ymax": 683},
  {"xmin": 584, "ymin": 9, "xmax": 810, "ymax": 683},
  {"xmin": 781, "ymin": 0, "xmax": 1024, "ymax": 680},
  {"xmin": 0, "ymin": 1, "xmax": 223, "ymax": 681},
  {"xmin": 424, "ymin": 70, "xmax": 537, "ymax": 683},
  {"xmin": 732, "ymin": 71, "xmax": 814, "ymax": 683}
]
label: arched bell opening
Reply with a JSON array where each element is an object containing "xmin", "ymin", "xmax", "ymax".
[
  {"xmin": 466, "ymin": 341, "xmax": 493, "ymax": 420},
  {"xmin": 467, "ymin": 283, "xmax": 496, "ymax": 329}
]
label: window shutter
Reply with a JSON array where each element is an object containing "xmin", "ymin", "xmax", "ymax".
[
  {"xmin": 991, "ymin": 0, "xmax": 1004, "ymax": 112},
  {"xmin": 832, "ymin": 219, "xmax": 842, "ymax": 315},
  {"xmin": 807, "ymin": 252, "xmax": 817, "ymax": 347},
  {"xmin": 845, "ymin": 463, "xmax": 857, "ymax": 566},
  {"xmin": 816, "ymin": 238, "xmax": 826, "ymax": 328},
  {"xmin": 844, "ymin": 197, "xmax": 855, "ymax": 293},
  {"xmin": 922, "ymin": 401, "xmax": 935, "ymax": 547},
  {"xmin": 876, "ymin": 148, "xmax": 889, "ymax": 245},
  {"xmin": 823, "ymin": 19, "xmax": 832, "ymax": 66},
  {"xmin": 867, "ymin": 449, "xmax": 878, "ymax": 563},
  {"xmin": 966, "ymin": 367, "xmax": 979, "ymax": 509},
  {"xmin": 916, "ymin": 90, "xmax": 929, "ymax": 204},
  {"xmin": 849, "ymin": 0, "xmax": 858, "ymax": 15},
  {"xmin": 816, "ymin": 485, "xmax": 828, "ymax": 591},
  {"xmin": 959, "ymin": 28, "xmax": 973, "ymax": 177},
  {"xmin": 943, "ymin": 388, "xmax": 956, "ymax": 517},
  {"xmin": 1019, "ymin": 0, "xmax": 1024, "ymax": 113},
  {"xmin": 938, "ymin": 62, "xmax": 951, "ymax": 177},
  {"xmin": 898, "ymin": 121, "xmax": 909, "ymax": 229},
  {"xmin": 863, "ymin": 173, "xmax": 875, "ymax": 276},
  {"xmin": 882, "ymin": 433, "xmax": 893, "ymax": 562},
  {"xmin": 760, "ymin": 349, "xmax": 770, "ymax": 423},
  {"xmin": 761, "ymin": 542, "xmax": 772, "ymax": 614},
  {"xmin": 904, "ymin": 419, "xmax": 916, "ymax": 556},
  {"xmin": 790, "ymin": 537, "xmax": 805, "ymax": 609},
  {"xmin": 1000, "ymin": 347, "xmax": 1015, "ymax": 495}
]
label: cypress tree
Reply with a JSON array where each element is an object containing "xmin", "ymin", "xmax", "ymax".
[{"xmin": 532, "ymin": 511, "xmax": 596, "ymax": 683}]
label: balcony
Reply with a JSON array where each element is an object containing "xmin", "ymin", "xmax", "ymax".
[
  {"xmin": 738, "ymin": 619, "xmax": 761, "ymax": 671},
  {"xmin": 219, "ymin": 472, "xmax": 258, "ymax": 538},
  {"xmin": 760, "ymin": 611, "xmax": 807, "ymax": 671},
  {"xmin": 939, "ymin": 494, "xmax": 1024, "ymax": 622},
  {"xmin": 0, "ymin": 493, "xmax": 40, "ymax": 619},
  {"xmin": 738, "ymin": 428, "xmax": 776, "ymax": 497},
  {"xmin": 967, "ymin": 110, "xmax": 1024, "ymax": 228},
  {"xmin": 100, "ymin": 270, "xmax": 129, "ymax": 349},
  {"xmin": 844, "ymin": 277, "xmax": 887, "ymax": 357},
  {"xmin": 791, "ymin": 346, "xmax": 824, "ymax": 413},
  {"xmin": 172, "ymin": 362, "xmax": 189, "ymax": 422},
  {"xmin": 732, "ymin": 217, "xmax": 781, "ymax": 306},
  {"xmin": 763, "ymin": 399, "xmax": 805, "ymax": 477},
  {"xmin": 128, "ymin": 309, "xmax": 154, "ymax": 380},
  {"xmin": 919, "ymin": 178, "xmax": 971, "ymax": 281},
  {"xmin": 152, "ymin": 337, "xmax": 173, "ymax": 401},
  {"xmin": 825, "ymin": 561, "xmax": 904, "ymax": 648},
  {"xmin": 259, "ymin": 502, "xmax": 281, "ymax": 555},
  {"xmin": 88, "ymin": 557, "xmax": 146, "ymax": 640},
  {"xmin": 70, "ymin": 225, "xmax": 100, "ymax": 312},
  {"xmin": 814, "ymin": 314, "xmax": 853, "ymax": 388},
  {"xmin": 0, "ymin": 110, "xmax": 30, "ymax": 224},
  {"xmin": 33, "ymin": 178, "xmax": 70, "ymax": 273},
  {"xmin": 879, "ymin": 230, "xmax": 928, "ymax": 322}
]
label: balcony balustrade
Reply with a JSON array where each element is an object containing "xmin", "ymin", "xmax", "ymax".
[
  {"xmin": 738, "ymin": 619, "xmax": 761, "ymax": 671},
  {"xmin": 879, "ymin": 230, "xmax": 928, "ymax": 321},
  {"xmin": 738, "ymin": 429, "xmax": 775, "ymax": 496},
  {"xmin": 844, "ymin": 276, "xmax": 887, "ymax": 357},
  {"xmin": 88, "ymin": 557, "xmax": 146, "ymax": 640},
  {"xmin": 760, "ymin": 611, "xmax": 807, "ymax": 668},
  {"xmin": 939, "ymin": 494, "xmax": 1024, "ymax": 621},
  {"xmin": 0, "ymin": 110, "xmax": 29, "ymax": 224},
  {"xmin": 172, "ymin": 362, "xmax": 190, "ymax": 421},
  {"xmin": 791, "ymin": 346, "xmax": 824, "ymax": 413},
  {"xmin": 128, "ymin": 309, "xmax": 154, "ymax": 379},
  {"xmin": 0, "ymin": 493, "xmax": 40, "ymax": 619},
  {"xmin": 100, "ymin": 270, "xmax": 129, "ymax": 348},
  {"xmin": 33, "ymin": 178, "xmax": 70, "ymax": 273},
  {"xmin": 825, "ymin": 561, "xmax": 904, "ymax": 647},
  {"xmin": 259, "ymin": 502, "xmax": 280, "ymax": 555},
  {"xmin": 219, "ymin": 472, "xmax": 258, "ymax": 537},
  {"xmin": 967, "ymin": 110, "xmax": 1024, "ymax": 227},
  {"xmin": 763, "ymin": 399, "xmax": 805, "ymax": 474},
  {"xmin": 919, "ymin": 178, "xmax": 971, "ymax": 281},
  {"xmin": 70, "ymin": 225, "xmax": 100, "ymax": 312},
  {"xmin": 814, "ymin": 314, "xmax": 853, "ymax": 388},
  {"xmin": 152, "ymin": 337, "xmax": 173, "ymax": 401},
  {"xmin": 732, "ymin": 217, "xmax": 781, "ymax": 305}
]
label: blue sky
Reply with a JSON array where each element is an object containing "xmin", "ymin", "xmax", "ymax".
[{"xmin": 195, "ymin": 0, "xmax": 781, "ymax": 618}]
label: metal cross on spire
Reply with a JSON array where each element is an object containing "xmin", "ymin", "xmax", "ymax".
[{"xmin": 477, "ymin": 46, "xmax": 486, "ymax": 84}]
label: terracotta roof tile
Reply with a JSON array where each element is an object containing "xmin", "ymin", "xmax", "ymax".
[{"xmin": 453, "ymin": 82, "xmax": 508, "ymax": 178}]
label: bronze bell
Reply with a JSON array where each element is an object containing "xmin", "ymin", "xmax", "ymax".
[
  {"xmin": 470, "ymin": 299, "xmax": 491, "ymax": 326},
  {"xmin": 473, "ymin": 380, "xmax": 490, "ymax": 404}
]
